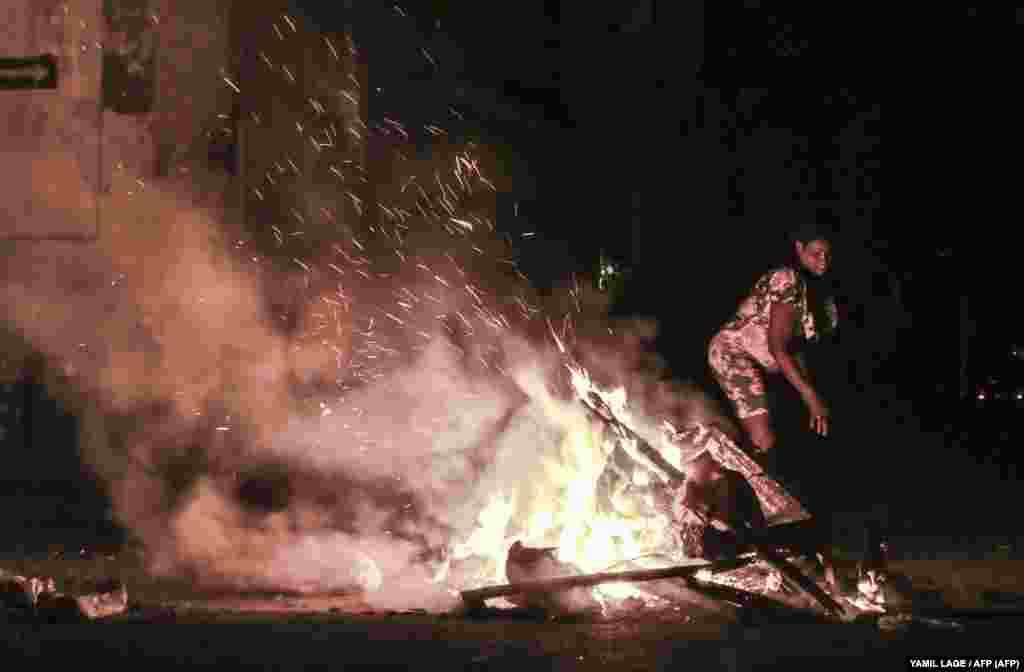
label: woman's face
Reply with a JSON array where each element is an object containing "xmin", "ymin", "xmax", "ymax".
[{"xmin": 796, "ymin": 238, "xmax": 831, "ymax": 276}]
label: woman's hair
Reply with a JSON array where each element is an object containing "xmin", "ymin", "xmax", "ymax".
[{"xmin": 788, "ymin": 221, "xmax": 833, "ymax": 248}]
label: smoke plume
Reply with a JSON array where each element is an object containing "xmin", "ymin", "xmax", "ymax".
[{"xmin": 0, "ymin": 12, "xmax": 739, "ymax": 613}]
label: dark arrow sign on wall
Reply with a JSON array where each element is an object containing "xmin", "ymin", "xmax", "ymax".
[{"xmin": 0, "ymin": 55, "xmax": 58, "ymax": 91}]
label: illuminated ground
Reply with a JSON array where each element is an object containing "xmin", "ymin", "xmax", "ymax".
[{"xmin": 2, "ymin": 530, "xmax": 1023, "ymax": 669}]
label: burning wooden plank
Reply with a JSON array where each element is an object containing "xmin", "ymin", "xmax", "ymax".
[
  {"xmin": 464, "ymin": 528, "xmax": 847, "ymax": 620},
  {"xmin": 744, "ymin": 540, "xmax": 846, "ymax": 618},
  {"xmin": 674, "ymin": 515, "xmax": 847, "ymax": 619},
  {"xmin": 569, "ymin": 370, "xmax": 809, "ymax": 527},
  {"xmin": 458, "ymin": 555, "xmax": 755, "ymax": 612}
]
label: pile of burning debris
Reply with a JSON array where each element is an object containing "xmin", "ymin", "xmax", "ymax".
[
  {"xmin": 446, "ymin": 338, "xmax": 919, "ymax": 625},
  {"xmin": 0, "ymin": 568, "xmax": 128, "ymax": 623},
  {"xmin": 456, "ymin": 528, "xmax": 911, "ymax": 624},
  {"xmin": 0, "ymin": 328, "xmax": 918, "ymax": 627}
]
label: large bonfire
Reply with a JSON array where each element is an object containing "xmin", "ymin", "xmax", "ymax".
[{"xmin": 0, "ymin": 5, "xmax": 836, "ymax": 617}]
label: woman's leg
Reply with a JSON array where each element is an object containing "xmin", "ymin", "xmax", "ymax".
[
  {"xmin": 740, "ymin": 412, "xmax": 776, "ymax": 454},
  {"xmin": 708, "ymin": 336, "xmax": 774, "ymax": 463},
  {"xmin": 740, "ymin": 412, "xmax": 777, "ymax": 473}
]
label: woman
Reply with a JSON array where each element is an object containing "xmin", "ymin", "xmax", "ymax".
[
  {"xmin": 669, "ymin": 225, "xmax": 839, "ymax": 569},
  {"xmin": 708, "ymin": 224, "xmax": 838, "ymax": 463}
]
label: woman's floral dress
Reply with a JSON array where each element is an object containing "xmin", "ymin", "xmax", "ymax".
[{"xmin": 707, "ymin": 267, "xmax": 837, "ymax": 419}]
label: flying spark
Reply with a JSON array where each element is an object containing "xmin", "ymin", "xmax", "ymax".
[{"xmin": 324, "ymin": 36, "xmax": 339, "ymax": 60}]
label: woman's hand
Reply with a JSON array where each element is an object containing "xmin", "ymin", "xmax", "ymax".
[
  {"xmin": 807, "ymin": 396, "xmax": 831, "ymax": 437},
  {"xmin": 770, "ymin": 299, "xmax": 831, "ymax": 439}
]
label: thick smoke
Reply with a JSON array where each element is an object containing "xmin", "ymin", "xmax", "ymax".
[
  {"xmin": 0, "ymin": 168, "xmax": 727, "ymax": 610},
  {"xmin": 0, "ymin": 12, "xmax": 740, "ymax": 613},
  {"xmin": 0, "ymin": 152, "xmax": 562, "ymax": 610}
]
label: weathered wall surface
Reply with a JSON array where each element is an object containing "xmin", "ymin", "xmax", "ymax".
[
  {"xmin": 1, "ymin": 0, "xmax": 236, "ymax": 376},
  {"xmin": 0, "ymin": 1, "xmax": 375, "ymax": 510},
  {"xmin": 1, "ymin": 0, "xmax": 103, "ymax": 240},
  {"xmin": 0, "ymin": 0, "xmax": 237, "ymax": 492}
]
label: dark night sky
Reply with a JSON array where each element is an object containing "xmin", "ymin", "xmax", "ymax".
[
  {"xmin": 286, "ymin": 2, "xmax": 896, "ymax": 379},
  {"xmin": 290, "ymin": 1, "xmax": 886, "ymax": 242}
]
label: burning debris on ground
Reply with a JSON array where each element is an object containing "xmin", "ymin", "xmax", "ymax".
[
  {"xmin": 1, "ymin": 567, "xmax": 128, "ymax": 622},
  {"xmin": 502, "ymin": 540, "xmax": 602, "ymax": 617}
]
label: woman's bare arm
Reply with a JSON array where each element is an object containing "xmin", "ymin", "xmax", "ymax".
[
  {"xmin": 768, "ymin": 301, "xmax": 827, "ymax": 418},
  {"xmin": 794, "ymin": 351, "xmax": 811, "ymax": 382}
]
